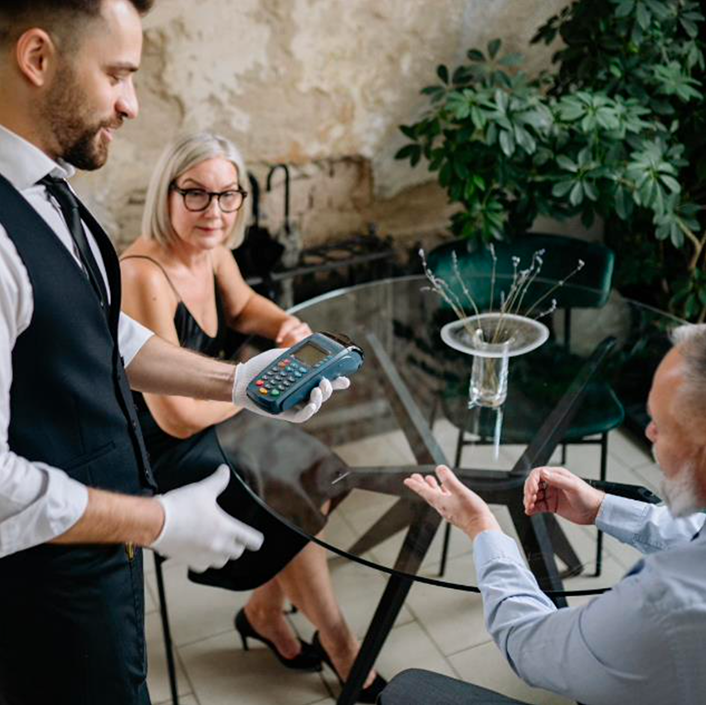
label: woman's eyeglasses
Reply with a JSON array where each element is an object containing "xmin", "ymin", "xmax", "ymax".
[{"xmin": 170, "ymin": 183, "xmax": 248, "ymax": 213}]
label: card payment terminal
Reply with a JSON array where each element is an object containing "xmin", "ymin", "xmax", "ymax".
[{"xmin": 246, "ymin": 332, "xmax": 364, "ymax": 414}]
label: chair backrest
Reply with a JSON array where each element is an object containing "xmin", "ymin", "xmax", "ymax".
[{"xmin": 425, "ymin": 233, "xmax": 614, "ymax": 313}]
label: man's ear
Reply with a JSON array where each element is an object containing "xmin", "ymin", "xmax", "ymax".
[{"xmin": 15, "ymin": 28, "xmax": 58, "ymax": 87}]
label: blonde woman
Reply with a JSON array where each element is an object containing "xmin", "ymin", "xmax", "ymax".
[{"xmin": 120, "ymin": 132, "xmax": 384, "ymax": 701}]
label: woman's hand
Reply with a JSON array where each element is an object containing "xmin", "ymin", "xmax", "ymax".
[
  {"xmin": 404, "ymin": 465, "xmax": 503, "ymax": 540},
  {"xmin": 524, "ymin": 466, "xmax": 605, "ymax": 525},
  {"xmin": 275, "ymin": 317, "xmax": 312, "ymax": 347}
]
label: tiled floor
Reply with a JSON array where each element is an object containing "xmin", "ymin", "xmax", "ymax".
[{"xmin": 145, "ymin": 419, "xmax": 657, "ymax": 705}]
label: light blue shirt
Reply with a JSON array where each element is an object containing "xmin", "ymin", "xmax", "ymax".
[{"xmin": 474, "ymin": 496, "xmax": 706, "ymax": 705}]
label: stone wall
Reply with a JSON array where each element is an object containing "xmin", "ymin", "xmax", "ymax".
[{"xmin": 74, "ymin": 0, "xmax": 570, "ymax": 253}]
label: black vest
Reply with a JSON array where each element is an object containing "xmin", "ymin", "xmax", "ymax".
[{"xmin": 0, "ymin": 174, "xmax": 155, "ymax": 495}]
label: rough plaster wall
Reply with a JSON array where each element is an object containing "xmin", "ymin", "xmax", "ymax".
[{"xmin": 73, "ymin": 0, "xmax": 570, "ymax": 252}]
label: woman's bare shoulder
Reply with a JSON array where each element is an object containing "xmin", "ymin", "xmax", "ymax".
[{"xmin": 120, "ymin": 240, "xmax": 174, "ymax": 295}]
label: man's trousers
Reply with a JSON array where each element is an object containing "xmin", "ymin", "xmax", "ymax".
[{"xmin": 0, "ymin": 543, "xmax": 150, "ymax": 705}]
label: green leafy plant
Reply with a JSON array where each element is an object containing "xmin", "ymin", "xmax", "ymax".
[
  {"xmin": 534, "ymin": 0, "xmax": 706, "ymax": 320},
  {"xmin": 396, "ymin": 0, "xmax": 705, "ymax": 320}
]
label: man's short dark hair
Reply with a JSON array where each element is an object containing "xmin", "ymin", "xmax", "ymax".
[{"xmin": 0, "ymin": 0, "xmax": 154, "ymax": 48}]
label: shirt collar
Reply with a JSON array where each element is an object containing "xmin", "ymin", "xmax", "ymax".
[{"xmin": 0, "ymin": 123, "xmax": 75, "ymax": 190}]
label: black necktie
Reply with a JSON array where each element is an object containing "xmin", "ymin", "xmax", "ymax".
[{"xmin": 39, "ymin": 175, "xmax": 109, "ymax": 311}]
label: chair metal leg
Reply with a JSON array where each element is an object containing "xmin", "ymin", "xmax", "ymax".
[
  {"xmin": 437, "ymin": 425, "xmax": 467, "ymax": 575},
  {"xmin": 437, "ymin": 521, "xmax": 453, "ymax": 577},
  {"xmin": 154, "ymin": 555, "xmax": 179, "ymax": 705},
  {"xmin": 593, "ymin": 433, "xmax": 608, "ymax": 577}
]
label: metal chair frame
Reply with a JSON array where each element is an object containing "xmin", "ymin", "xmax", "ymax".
[{"xmin": 154, "ymin": 554, "xmax": 180, "ymax": 705}]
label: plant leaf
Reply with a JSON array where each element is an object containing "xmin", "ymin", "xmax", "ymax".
[
  {"xmin": 552, "ymin": 180, "xmax": 575, "ymax": 198},
  {"xmin": 394, "ymin": 144, "xmax": 416, "ymax": 161},
  {"xmin": 569, "ymin": 181, "xmax": 584, "ymax": 206},
  {"xmin": 499, "ymin": 129, "xmax": 515, "ymax": 157},
  {"xmin": 488, "ymin": 39, "xmax": 502, "ymax": 59}
]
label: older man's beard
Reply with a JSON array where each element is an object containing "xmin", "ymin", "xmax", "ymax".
[{"xmin": 656, "ymin": 454, "xmax": 703, "ymax": 518}]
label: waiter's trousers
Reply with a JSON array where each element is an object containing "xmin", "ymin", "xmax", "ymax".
[{"xmin": 0, "ymin": 542, "xmax": 150, "ymax": 705}]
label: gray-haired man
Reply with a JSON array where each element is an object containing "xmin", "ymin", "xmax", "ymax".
[{"xmin": 385, "ymin": 324, "xmax": 706, "ymax": 705}]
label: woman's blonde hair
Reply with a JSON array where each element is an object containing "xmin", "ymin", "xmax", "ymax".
[{"xmin": 142, "ymin": 131, "xmax": 250, "ymax": 249}]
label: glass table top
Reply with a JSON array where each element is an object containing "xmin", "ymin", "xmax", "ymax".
[{"xmin": 216, "ymin": 275, "xmax": 683, "ymax": 596}]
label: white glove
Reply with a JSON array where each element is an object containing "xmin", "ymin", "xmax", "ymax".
[
  {"xmin": 150, "ymin": 465, "xmax": 263, "ymax": 572},
  {"xmin": 232, "ymin": 347, "xmax": 351, "ymax": 423}
]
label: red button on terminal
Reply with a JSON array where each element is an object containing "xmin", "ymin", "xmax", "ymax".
[{"xmin": 256, "ymin": 380, "xmax": 264, "ymax": 386}]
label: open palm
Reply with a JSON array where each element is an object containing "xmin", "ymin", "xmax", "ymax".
[{"xmin": 404, "ymin": 465, "xmax": 502, "ymax": 539}]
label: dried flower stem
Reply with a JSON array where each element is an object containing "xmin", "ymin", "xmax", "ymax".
[
  {"xmin": 524, "ymin": 259, "xmax": 585, "ymax": 317},
  {"xmin": 451, "ymin": 251, "xmax": 482, "ymax": 321}
]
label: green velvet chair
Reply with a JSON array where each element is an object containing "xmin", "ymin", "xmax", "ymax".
[{"xmin": 425, "ymin": 233, "xmax": 624, "ymax": 578}]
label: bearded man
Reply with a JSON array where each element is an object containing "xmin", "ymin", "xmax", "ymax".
[
  {"xmin": 0, "ymin": 2, "xmax": 346, "ymax": 704},
  {"xmin": 382, "ymin": 324, "xmax": 706, "ymax": 705}
]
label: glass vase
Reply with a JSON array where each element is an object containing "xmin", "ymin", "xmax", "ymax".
[{"xmin": 468, "ymin": 330, "xmax": 511, "ymax": 408}]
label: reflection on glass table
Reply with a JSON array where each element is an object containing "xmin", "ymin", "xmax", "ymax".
[{"xmin": 216, "ymin": 275, "xmax": 677, "ymax": 705}]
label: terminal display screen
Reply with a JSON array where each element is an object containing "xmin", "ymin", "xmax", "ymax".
[{"xmin": 295, "ymin": 343, "xmax": 328, "ymax": 366}]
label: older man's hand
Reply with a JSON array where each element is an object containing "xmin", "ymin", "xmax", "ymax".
[
  {"xmin": 404, "ymin": 465, "xmax": 503, "ymax": 540},
  {"xmin": 524, "ymin": 466, "xmax": 606, "ymax": 525}
]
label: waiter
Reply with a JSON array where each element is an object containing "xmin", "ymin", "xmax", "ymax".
[{"xmin": 0, "ymin": 2, "xmax": 348, "ymax": 704}]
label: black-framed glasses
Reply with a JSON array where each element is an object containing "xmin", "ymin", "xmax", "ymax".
[{"xmin": 170, "ymin": 183, "xmax": 248, "ymax": 213}]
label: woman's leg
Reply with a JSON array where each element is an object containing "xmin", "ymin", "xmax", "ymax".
[
  {"xmin": 243, "ymin": 577, "xmax": 302, "ymax": 659},
  {"xmin": 275, "ymin": 538, "xmax": 377, "ymax": 687}
]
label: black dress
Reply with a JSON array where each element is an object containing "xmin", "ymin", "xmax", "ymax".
[{"xmin": 122, "ymin": 255, "xmax": 343, "ymax": 590}]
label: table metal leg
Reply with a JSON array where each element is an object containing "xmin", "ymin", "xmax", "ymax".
[{"xmin": 337, "ymin": 573, "xmax": 413, "ymax": 705}]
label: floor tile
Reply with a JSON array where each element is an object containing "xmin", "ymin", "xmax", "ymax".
[
  {"xmin": 154, "ymin": 696, "xmax": 198, "ymax": 705},
  {"xmin": 333, "ymin": 430, "xmax": 416, "ymax": 467},
  {"xmin": 145, "ymin": 573, "xmax": 157, "ymax": 615},
  {"xmin": 406, "ymin": 554, "xmax": 490, "ymax": 655},
  {"xmin": 318, "ymin": 621, "xmax": 457, "ymax": 700},
  {"xmin": 180, "ymin": 630, "xmax": 329, "ymax": 705},
  {"xmin": 632, "ymin": 460, "xmax": 664, "ymax": 495},
  {"xmin": 608, "ymin": 429, "xmax": 651, "ymax": 470},
  {"xmin": 145, "ymin": 561, "xmax": 251, "ymax": 648},
  {"xmin": 146, "ymin": 610, "xmax": 192, "ymax": 704},
  {"xmin": 289, "ymin": 558, "xmax": 414, "ymax": 642},
  {"xmin": 449, "ymin": 641, "xmax": 573, "ymax": 705}
]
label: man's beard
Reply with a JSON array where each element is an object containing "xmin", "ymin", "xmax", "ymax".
[
  {"xmin": 41, "ymin": 60, "xmax": 120, "ymax": 171},
  {"xmin": 658, "ymin": 457, "xmax": 703, "ymax": 518}
]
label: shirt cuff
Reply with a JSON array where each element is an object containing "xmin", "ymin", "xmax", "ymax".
[
  {"xmin": 118, "ymin": 312, "xmax": 154, "ymax": 368},
  {"xmin": 473, "ymin": 529, "xmax": 524, "ymax": 571},
  {"xmin": 595, "ymin": 494, "xmax": 651, "ymax": 543},
  {"xmin": 0, "ymin": 465, "xmax": 89, "ymax": 557}
]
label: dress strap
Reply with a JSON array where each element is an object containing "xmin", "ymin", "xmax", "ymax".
[{"xmin": 120, "ymin": 255, "xmax": 182, "ymax": 301}]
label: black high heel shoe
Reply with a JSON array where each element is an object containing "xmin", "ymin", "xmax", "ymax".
[
  {"xmin": 234, "ymin": 608, "xmax": 322, "ymax": 672},
  {"xmin": 311, "ymin": 631, "xmax": 388, "ymax": 704}
]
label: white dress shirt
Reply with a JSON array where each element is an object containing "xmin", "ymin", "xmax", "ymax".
[
  {"xmin": 0, "ymin": 124, "xmax": 154, "ymax": 557},
  {"xmin": 474, "ymin": 496, "xmax": 706, "ymax": 705}
]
